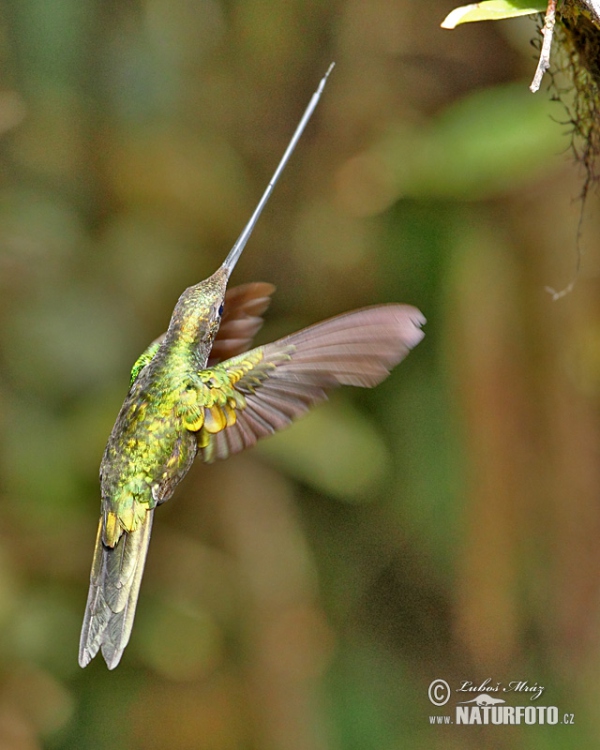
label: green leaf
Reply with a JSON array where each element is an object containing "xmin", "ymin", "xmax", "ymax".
[{"xmin": 441, "ymin": 0, "xmax": 546, "ymax": 29}]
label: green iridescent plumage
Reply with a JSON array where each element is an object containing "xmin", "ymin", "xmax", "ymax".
[
  {"xmin": 78, "ymin": 66, "xmax": 425, "ymax": 670},
  {"xmin": 129, "ymin": 340, "xmax": 161, "ymax": 386}
]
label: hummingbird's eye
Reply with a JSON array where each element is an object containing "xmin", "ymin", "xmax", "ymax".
[{"xmin": 218, "ymin": 303, "xmax": 224, "ymax": 317}]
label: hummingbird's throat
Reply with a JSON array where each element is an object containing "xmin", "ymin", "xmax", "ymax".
[{"xmin": 166, "ymin": 268, "xmax": 228, "ymax": 351}]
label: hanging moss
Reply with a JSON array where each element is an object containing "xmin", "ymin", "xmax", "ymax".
[{"xmin": 556, "ymin": 2, "xmax": 600, "ymax": 188}]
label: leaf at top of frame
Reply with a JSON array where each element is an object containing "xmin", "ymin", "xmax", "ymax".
[{"xmin": 441, "ymin": 0, "xmax": 546, "ymax": 29}]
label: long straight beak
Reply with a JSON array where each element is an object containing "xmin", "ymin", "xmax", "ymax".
[{"xmin": 222, "ymin": 63, "xmax": 335, "ymax": 277}]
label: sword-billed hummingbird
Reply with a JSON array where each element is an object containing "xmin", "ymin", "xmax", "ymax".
[{"xmin": 79, "ymin": 65, "xmax": 425, "ymax": 669}]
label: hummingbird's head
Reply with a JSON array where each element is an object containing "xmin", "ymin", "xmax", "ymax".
[{"xmin": 166, "ymin": 265, "xmax": 229, "ymax": 353}]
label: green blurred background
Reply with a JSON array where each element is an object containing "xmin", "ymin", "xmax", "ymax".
[{"xmin": 0, "ymin": 0, "xmax": 598, "ymax": 747}]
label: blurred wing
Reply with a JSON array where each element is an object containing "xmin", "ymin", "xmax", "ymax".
[
  {"xmin": 208, "ymin": 282, "xmax": 275, "ymax": 364},
  {"xmin": 185, "ymin": 304, "xmax": 425, "ymax": 463},
  {"xmin": 79, "ymin": 510, "xmax": 154, "ymax": 670}
]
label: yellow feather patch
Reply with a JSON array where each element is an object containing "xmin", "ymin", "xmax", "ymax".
[
  {"xmin": 119, "ymin": 501, "xmax": 147, "ymax": 533},
  {"xmin": 119, "ymin": 506, "xmax": 135, "ymax": 531},
  {"xmin": 104, "ymin": 511, "xmax": 120, "ymax": 547},
  {"xmin": 228, "ymin": 391, "xmax": 246, "ymax": 409},
  {"xmin": 183, "ymin": 406, "xmax": 204, "ymax": 432},
  {"xmin": 204, "ymin": 406, "xmax": 227, "ymax": 433},
  {"xmin": 224, "ymin": 404, "xmax": 237, "ymax": 426}
]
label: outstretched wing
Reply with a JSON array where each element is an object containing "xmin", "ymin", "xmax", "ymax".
[
  {"xmin": 129, "ymin": 282, "xmax": 275, "ymax": 384},
  {"xmin": 182, "ymin": 305, "xmax": 425, "ymax": 463}
]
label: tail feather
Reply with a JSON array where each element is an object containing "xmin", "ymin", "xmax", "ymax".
[{"xmin": 79, "ymin": 510, "xmax": 154, "ymax": 669}]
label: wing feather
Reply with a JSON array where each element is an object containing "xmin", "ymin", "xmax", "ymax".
[
  {"xmin": 208, "ymin": 282, "xmax": 275, "ymax": 364},
  {"xmin": 192, "ymin": 304, "xmax": 425, "ymax": 462}
]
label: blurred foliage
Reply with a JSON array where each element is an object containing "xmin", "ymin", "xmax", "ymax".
[{"xmin": 0, "ymin": 0, "xmax": 600, "ymax": 748}]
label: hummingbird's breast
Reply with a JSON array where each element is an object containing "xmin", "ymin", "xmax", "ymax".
[{"xmin": 100, "ymin": 359, "xmax": 199, "ymax": 518}]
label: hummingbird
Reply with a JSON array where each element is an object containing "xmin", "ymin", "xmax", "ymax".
[{"xmin": 79, "ymin": 65, "xmax": 425, "ymax": 670}]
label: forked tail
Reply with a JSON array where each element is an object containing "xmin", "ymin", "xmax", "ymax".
[{"xmin": 79, "ymin": 510, "xmax": 154, "ymax": 669}]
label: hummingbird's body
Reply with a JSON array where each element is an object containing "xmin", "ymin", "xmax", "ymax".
[
  {"xmin": 100, "ymin": 272, "xmax": 225, "ymax": 545},
  {"xmin": 79, "ymin": 66, "xmax": 425, "ymax": 669}
]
